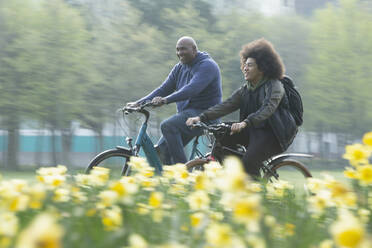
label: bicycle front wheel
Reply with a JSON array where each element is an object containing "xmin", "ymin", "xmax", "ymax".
[
  {"xmin": 263, "ymin": 159, "xmax": 312, "ymax": 190},
  {"xmin": 86, "ymin": 149, "xmax": 133, "ymax": 178}
]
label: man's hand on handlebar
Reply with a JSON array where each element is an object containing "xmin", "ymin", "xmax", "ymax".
[
  {"xmin": 126, "ymin": 101, "xmax": 139, "ymax": 108},
  {"xmin": 186, "ymin": 116, "xmax": 201, "ymax": 127},
  {"xmin": 230, "ymin": 121, "xmax": 247, "ymax": 135},
  {"xmin": 151, "ymin": 97, "xmax": 167, "ymax": 107}
]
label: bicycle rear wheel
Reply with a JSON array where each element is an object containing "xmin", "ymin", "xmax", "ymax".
[
  {"xmin": 185, "ymin": 158, "xmax": 209, "ymax": 172},
  {"xmin": 86, "ymin": 149, "xmax": 133, "ymax": 178},
  {"xmin": 263, "ymin": 159, "xmax": 312, "ymax": 190}
]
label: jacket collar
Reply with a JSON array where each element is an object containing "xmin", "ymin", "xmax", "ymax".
[{"xmin": 246, "ymin": 77, "xmax": 268, "ymax": 91}]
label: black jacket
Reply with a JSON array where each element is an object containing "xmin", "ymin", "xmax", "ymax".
[{"xmin": 199, "ymin": 79, "xmax": 297, "ymax": 151}]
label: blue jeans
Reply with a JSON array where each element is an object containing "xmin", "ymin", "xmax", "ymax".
[{"xmin": 157, "ymin": 109, "xmax": 211, "ymax": 165}]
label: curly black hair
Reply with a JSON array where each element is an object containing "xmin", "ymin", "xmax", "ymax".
[{"xmin": 240, "ymin": 38, "xmax": 285, "ymax": 79}]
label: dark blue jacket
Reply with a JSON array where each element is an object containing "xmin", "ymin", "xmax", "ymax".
[{"xmin": 139, "ymin": 51, "xmax": 222, "ymax": 112}]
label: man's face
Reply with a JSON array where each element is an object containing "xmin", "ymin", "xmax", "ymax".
[
  {"xmin": 176, "ymin": 40, "xmax": 197, "ymax": 64},
  {"xmin": 243, "ymin": 57, "xmax": 263, "ymax": 83}
]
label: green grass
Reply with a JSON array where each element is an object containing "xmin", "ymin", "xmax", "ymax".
[
  {"xmin": 1, "ymin": 167, "xmax": 349, "ymax": 186},
  {"xmin": 0, "ymin": 170, "xmax": 37, "ymax": 182},
  {"xmin": 271, "ymin": 168, "xmax": 350, "ymax": 195}
]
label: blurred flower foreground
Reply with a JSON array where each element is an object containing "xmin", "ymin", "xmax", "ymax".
[{"xmin": 1, "ymin": 132, "xmax": 372, "ymax": 248}]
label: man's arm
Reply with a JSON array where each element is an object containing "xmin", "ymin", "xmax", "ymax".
[
  {"xmin": 164, "ymin": 61, "xmax": 218, "ymax": 104},
  {"xmin": 136, "ymin": 65, "xmax": 179, "ymax": 104},
  {"xmin": 199, "ymin": 87, "xmax": 243, "ymax": 122}
]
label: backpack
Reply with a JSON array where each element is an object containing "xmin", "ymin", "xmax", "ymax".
[{"xmin": 279, "ymin": 76, "xmax": 303, "ymax": 126}]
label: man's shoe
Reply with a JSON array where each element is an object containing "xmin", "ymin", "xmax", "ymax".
[{"xmin": 154, "ymin": 145, "xmax": 166, "ymax": 165}]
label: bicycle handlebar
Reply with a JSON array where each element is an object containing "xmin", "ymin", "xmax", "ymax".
[
  {"xmin": 122, "ymin": 101, "xmax": 155, "ymax": 114},
  {"xmin": 191, "ymin": 122, "xmax": 231, "ymax": 135}
]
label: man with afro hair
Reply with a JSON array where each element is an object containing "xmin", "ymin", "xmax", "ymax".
[{"xmin": 186, "ymin": 38, "xmax": 298, "ymax": 178}]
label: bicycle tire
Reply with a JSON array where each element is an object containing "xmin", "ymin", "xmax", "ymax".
[
  {"xmin": 85, "ymin": 149, "xmax": 133, "ymax": 176},
  {"xmin": 263, "ymin": 159, "xmax": 312, "ymax": 183},
  {"xmin": 185, "ymin": 158, "xmax": 209, "ymax": 172}
]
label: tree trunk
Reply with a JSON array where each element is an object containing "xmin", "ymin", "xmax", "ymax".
[
  {"xmin": 306, "ymin": 131, "xmax": 312, "ymax": 154},
  {"xmin": 7, "ymin": 125, "xmax": 19, "ymax": 170},
  {"xmin": 50, "ymin": 128, "xmax": 59, "ymax": 166},
  {"xmin": 96, "ymin": 130, "xmax": 104, "ymax": 154},
  {"xmin": 5, "ymin": 113, "xmax": 20, "ymax": 170},
  {"xmin": 61, "ymin": 129, "xmax": 73, "ymax": 167},
  {"xmin": 34, "ymin": 127, "xmax": 44, "ymax": 167}
]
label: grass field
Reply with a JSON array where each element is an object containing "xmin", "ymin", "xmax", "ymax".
[{"xmin": 0, "ymin": 167, "xmax": 348, "ymax": 185}]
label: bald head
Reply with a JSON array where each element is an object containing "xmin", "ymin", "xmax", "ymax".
[
  {"xmin": 176, "ymin": 36, "xmax": 198, "ymax": 64},
  {"xmin": 177, "ymin": 36, "xmax": 198, "ymax": 50}
]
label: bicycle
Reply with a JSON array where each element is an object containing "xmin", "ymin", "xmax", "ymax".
[
  {"xmin": 185, "ymin": 122, "xmax": 313, "ymax": 184},
  {"xmin": 85, "ymin": 102, "xmax": 211, "ymax": 177}
]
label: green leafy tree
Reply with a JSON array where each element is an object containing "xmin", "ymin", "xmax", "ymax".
[
  {"xmin": 0, "ymin": 0, "xmax": 90, "ymax": 167},
  {"xmin": 304, "ymin": 0, "xmax": 372, "ymax": 138},
  {"xmin": 0, "ymin": 0, "xmax": 44, "ymax": 169}
]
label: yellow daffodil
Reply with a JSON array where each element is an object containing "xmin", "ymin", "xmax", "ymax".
[
  {"xmin": 284, "ymin": 223, "xmax": 296, "ymax": 236},
  {"xmin": 101, "ymin": 206, "xmax": 122, "ymax": 231},
  {"xmin": 343, "ymin": 144, "xmax": 371, "ymax": 167},
  {"xmin": 187, "ymin": 190, "xmax": 210, "ymax": 210},
  {"xmin": 362, "ymin": 131, "xmax": 372, "ymax": 147},
  {"xmin": 8, "ymin": 179, "xmax": 27, "ymax": 192},
  {"xmin": 193, "ymin": 172, "xmax": 211, "ymax": 191},
  {"xmin": 0, "ymin": 212, "xmax": 18, "ymax": 237},
  {"xmin": 205, "ymin": 223, "xmax": 233, "ymax": 247},
  {"xmin": 53, "ymin": 188, "xmax": 70, "ymax": 202},
  {"xmin": 216, "ymin": 156, "xmax": 248, "ymax": 192},
  {"xmin": 15, "ymin": 213, "xmax": 64, "ymax": 248},
  {"xmin": 152, "ymin": 209, "xmax": 164, "ymax": 223},
  {"xmin": 36, "ymin": 166, "xmax": 68, "ymax": 188},
  {"xmin": 325, "ymin": 179, "xmax": 349, "ymax": 198},
  {"xmin": 98, "ymin": 190, "xmax": 119, "ymax": 208},
  {"xmin": 203, "ymin": 161, "xmax": 223, "ymax": 177},
  {"xmin": 128, "ymin": 156, "xmax": 150, "ymax": 170},
  {"xmin": 358, "ymin": 209, "xmax": 370, "ymax": 223},
  {"xmin": 72, "ymin": 190, "xmax": 88, "ymax": 204},
  {"xmin": 126, "ymin": 233, "xmax": 148, "ymax": 248},
  {"xmin": 89, "ymin": 167, "xmax": 110, "ymax": 185},
  {"xmin": 0, "ymin": 187, "xmax": 29, "ymax": 212},
  {"xmin": 27, "ymin": 184, "xmax": 46, "ymax": 209},
  {"xmin": 306, "ymin": 177, "xmax": 326, "ymax": 193},
  {"xmin": 209, "ymin": 211, "xmax": 224, "ymax": 221},
  {"xmin": 167, "ymin": 183, "xmax": 186, "ymax": 195},
  {"xmin": 232, "ymin": 194, "xmax": 261, "ymax": 225},
  {"xmin": 308, "ymin": 190, "xmax": 333, "ymax": 215},
  {"xmin": 344, "ymin": 167, "xmax": 358, "ymax": 179},
  {"xmin": 330, "ymin": 209, "xmax": 365, "ymax": 248},
  {"xmin": 139, "ymin": 167, "xmax": 155, "ymax": 178},
  {"xmin": 110, "ymin": 179, "xmax": 137, "ymax": 196},
  {"xmin": 318, "ymin": 239, "xmax": 333, "ymax": 248},
  {"xmin": 138, "ymin": 177, "xmax": 158, "ymax": 190},
  {"xmin": 190, "ymin": 212, "xmax": 204, "ymax": 228},
  {"xmin": 356, "ymin": 164, "xmax": 372, "ymax": 185},
  {"xmin": 266, "ymin": 180, "xmax": 294, "ymax": 198},
  {"xmin": 148, "ymin": 191, "xmax": 163, "ymax": 209},
  {"xmin": 172, "ymin": 164, "xmax": 190, "ymax": 184},
  {"xmin": 246, "ymin": 234, "xmax": 266, "ymax": 248},
  {"xmin": 74, "ymin": 174, "xmax": 94, "ymax": 187},
  {"xmin": 136, "ymin": 203, "xmax": 150, "ymax": 215}
]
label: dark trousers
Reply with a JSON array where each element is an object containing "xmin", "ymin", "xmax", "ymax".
[
  {"xmin": 218, "ymin": 126, "xmax": 283, "ymax": 177},
  {"xmin": 157, "ymin": 109, "xmax": 205, "ymax": 165}
]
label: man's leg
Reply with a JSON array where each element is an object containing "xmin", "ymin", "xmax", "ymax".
[
  {"xmin": 215, "ymin": 128, "xmax": 250, "ymax": 162},
  {"xmin": 242, "ymin": 128, "xmax": 283, "ymax": 178},
  {"xmin": 160, "ymin": 110, "xmax": 203, "ymax": 164},
  {"xmin": 155, "ymin": 136, "xmax": 173, "ymax": 165}
]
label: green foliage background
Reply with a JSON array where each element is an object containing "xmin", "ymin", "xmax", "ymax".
[{"xmin": 0, "ymin": 0, "xmax": 371, "ymax": 168}]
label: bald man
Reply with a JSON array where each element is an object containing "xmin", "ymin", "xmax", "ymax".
[{"xmin": 127, "ymin": 36, "xmax": 222, "ymax": 165}]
